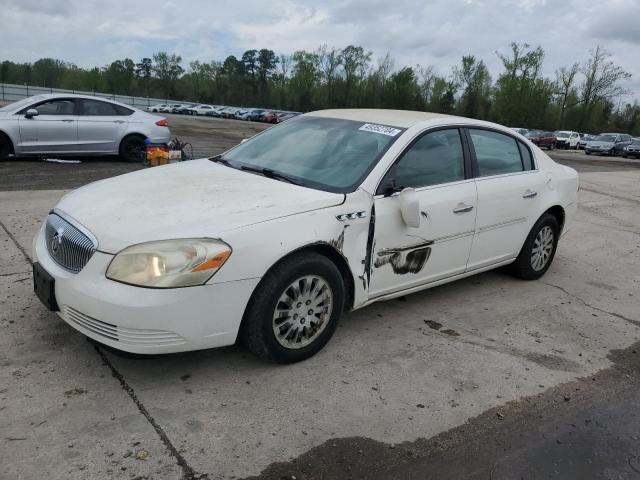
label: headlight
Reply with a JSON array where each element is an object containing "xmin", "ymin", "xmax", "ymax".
[{"xmin": 106, "ymin": 239, "xmax": 231, "ymax": 288}]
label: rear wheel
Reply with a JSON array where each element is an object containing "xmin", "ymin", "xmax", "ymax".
[
  {"xmin": 241, "ymin": 252, "xmax": 345, "ymax": 363},
  {"xmin": 509, "ymin": 213, "xmax": 559, "ymax": 280},
  {"xmin": 0, "ymin": 134, "xmax": 11, "ymax": 160},
  {"xmin": 119, "ymin": 135, "xmax": 146, "ymax": 163}
]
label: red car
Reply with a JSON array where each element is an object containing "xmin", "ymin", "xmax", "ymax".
[
  {"xmin": 526, "ymin": 131, "xmax": 556, "ymax": 149},
  {"xmin": 260, "ymin": 111, "xmax": 279, "ymax": 124}
]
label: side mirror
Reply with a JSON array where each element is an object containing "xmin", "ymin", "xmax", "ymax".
[
  {"xmin": 25, "ymin": 109, "xmax": 39, "ymax": 119},
  {"xmin": 398, "ymin": 187, "xmax": 420, "ymax": 228}
]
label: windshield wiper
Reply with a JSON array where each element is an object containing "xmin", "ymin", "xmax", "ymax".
[
  {"xmin": 240, "ymin": 165, "xmax": 301, "ymax": 185},
  {"xmin": 209, "ymin": 155, "xmax": 232, "ymax": 166}
]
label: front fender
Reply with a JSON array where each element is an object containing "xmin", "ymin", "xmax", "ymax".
[{"xmin": 210, "ymin": 189, "xmax": 374, "ymax": 307}]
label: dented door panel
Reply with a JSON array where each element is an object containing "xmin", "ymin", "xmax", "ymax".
[{"xmin": 368, "ymin": 180, "xmax": 478, "ymax": 298}]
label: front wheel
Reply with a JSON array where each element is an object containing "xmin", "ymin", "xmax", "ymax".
[
  {"xmin": 509, "ymin": 214, "xmax": 559, "ymax": 280},
  {"xmin": 241, "ymin": 252, "xmax": 345, "ymax": 363}
]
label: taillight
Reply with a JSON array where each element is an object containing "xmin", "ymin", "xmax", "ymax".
[{"xmin": 155, "ymin": 119, "xmax": 168, "ymax": 127}]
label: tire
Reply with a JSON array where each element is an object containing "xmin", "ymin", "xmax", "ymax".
[
  {"xmin": 585, "ymin": 151, "xmax": 591, "ymax": 155},
  {"xmin": 241, "ymin": 252, "xmax": 345, "ymax": 363},
  {"xmin": 0, "ymin": 133, "xmax": 11, "ymax": 160},
  {"xmin": 509, "ymin": 213, "xmax": 559, "ymax": 280},
  {"xmin": 119, "ymin": 135, "xmax": 146, "ymax": 163}
]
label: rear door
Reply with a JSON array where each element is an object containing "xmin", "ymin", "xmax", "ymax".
[
  {"xmin": 17, "ymin": 98, "xmax": 78, "ymax": 154},
  {"xmin": 76, "ymin": 99, "xmax": 131, "ymax": 153},
  {"xmin": 466, "ymin": 128, "xmax": 545, "ymax": 270}
]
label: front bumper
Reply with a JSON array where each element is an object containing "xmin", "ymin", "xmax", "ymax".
[{"xmin": 33, "ymin": 225, "xmax": 260, "ymax": 354}]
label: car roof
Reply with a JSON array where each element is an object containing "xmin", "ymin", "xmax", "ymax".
[
  {"xmin": 23, "ymin": 93, "xmax": 139, "ymax": 110},
  {"xmin": 306, "ymin": 109, "xmax": 456, "ymax": 128}
]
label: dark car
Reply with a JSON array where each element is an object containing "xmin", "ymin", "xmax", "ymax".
[
  {"xmin": 623, "ymin": 138, "xmax": 640, "ymax": 159},
  {"xmin": 526, "ymin": 131, "xmax": 556, "ymax": 149},
  {"xmin": 173, "ymin": 104, "xmax": 196, "ymax": 115}
]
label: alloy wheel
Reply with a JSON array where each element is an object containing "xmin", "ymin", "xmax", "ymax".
[
  {"xmin": 531, "ymin": 226, "xmax": 554, "ymax": 271},
  {"xmin": 272, "ymin": 275, "xmax": 333, "ymax": 349}
]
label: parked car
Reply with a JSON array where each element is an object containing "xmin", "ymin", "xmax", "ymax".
[
  {"xmin": 204, "ymin": 106, "xmax": 225, "ymax": 118},
  {"xmin": 32, "ymin": 109, "xmax": 578, "ymax": 363},
  {"xmin": 190, "ymin": 104, "xmax": 216, "ymax": 116},
  {"xmin": 526, "ymin": 130, "xmax": 556, "ymax": 149},
  {"xmin": 233, "ymin": 109, "xmax": 250, "ymax": 120},
  {"xmin": 159, "ymin": 104, "xmax": 181, "ymax": 113},
  {"xmin": 218, "ymin": 107, "xmax": 241, "ymax": 119},
  {"xmin": 553, "ymin": 131, "xmax": 580, "ymax": 149},
  {"xmin": 577, "ymin": 134, "xmax": 594, "ymax": 150},
  {"xmin": 172, "ymin": 104, "xmax": 196, "ymax": 114},
  {"xmin": 585, "ymin": 133, "xmax": 633, "ymax": 156},
  {"xmin": 510, "ymin": 127, "xmax": 529, "ymax": 136},
  {"xmin": 0, "ymin": 94, "xmax": 170, "ymax": 162},
  {"xmin": 261, "ymin": 111, "xmax": 279, "ymax": 124},
  {"xmin": 622, "ymin": 138, "xmax": 640, "ymax": 159},
  {"xmin": 148, "ymin": 103, "xmax": 167, "ymax": 113},
  {"xmin": 247, "ymin": 109, "xmax": 267, "ymax": 121}
]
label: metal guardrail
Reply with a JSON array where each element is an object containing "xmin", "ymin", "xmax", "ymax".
[{"xmin": 0, "ymin": 82, "xmax": 183, "ymax": 109}]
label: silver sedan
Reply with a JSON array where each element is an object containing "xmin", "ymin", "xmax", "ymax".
[{"xmin": 0, "ymin": 94, "xmax": 171, "ymax": 162}]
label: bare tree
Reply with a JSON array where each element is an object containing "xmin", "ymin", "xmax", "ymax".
[
  {"xmin": 579, "ymin": 45, "xmax": 631, "ymax": 125},
  {"xmin": 555, "ymin": 62, "xmax": 579, "ymax": 127},
  {"xmin": 317, "ymin": 45, "xmax": 342, "ymax": 104}
]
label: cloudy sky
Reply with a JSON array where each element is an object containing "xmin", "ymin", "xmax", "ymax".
[{"xmin": 1, "ymin": 0, "xmax": 639, "ymax": 97}]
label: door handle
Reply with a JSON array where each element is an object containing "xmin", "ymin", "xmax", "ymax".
[
  {"xmin": 453, "ymin": 203, "xmax": 474, "ymax": 214},
  {"xmin": 113, "ymin": 120, "xmax": 125, "ymax": 124},
  {"xmin": 60, "ymin": 119, "xmax": 74, "ymax": 123},
  {"xmin": 523, "ymin": 189, "xmax": 538, "ymax": 199}
]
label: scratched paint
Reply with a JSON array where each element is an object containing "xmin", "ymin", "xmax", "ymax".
[{"xmin": 374, "ymin": 245, "xmax": 432, "ymax": 275}]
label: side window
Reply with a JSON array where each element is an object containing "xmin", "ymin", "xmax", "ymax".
[
  {"xmin": 80, "ymin": 99, "xmax": 119, "ymax": 116},
  {"xmin": 114, "ymin": 104, "xmax": 134, "ymax": 116},
  {"xmin": 393, "ymin": 129, "xmax": 465, "ymax": 189},
  {"xmin": 469, "ymin": 129, "xmax": 523, "ymax": 177},
  {"xmin": 29, "ymin": 99, "xmax": 75, "ymax": 115},
  {"xmin": 517, "ymin": 141, "xmax": 534, "ymax": 170}
]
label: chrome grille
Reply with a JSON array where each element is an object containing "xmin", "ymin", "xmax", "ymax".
[{"xmin": 45, "ymin": 213, "xmax": 96, "ymax": 273}]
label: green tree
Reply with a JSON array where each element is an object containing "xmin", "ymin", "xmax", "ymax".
[{"xmin": 152, "ymin": 52, "xmax": 184, "ymax": 98}]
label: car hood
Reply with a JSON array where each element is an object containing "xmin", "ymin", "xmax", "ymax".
[{"xmin": 55, "ymin": 159, "xmax": 345, "ymax": 253}]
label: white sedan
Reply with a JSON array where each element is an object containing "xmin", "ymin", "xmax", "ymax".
[{"xmin": 32, "ymin": 110, "xmax": 578, "ymax": 363}]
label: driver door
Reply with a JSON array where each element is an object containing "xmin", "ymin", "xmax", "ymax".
[
  {"xmin": 17, "ymin": 98, "xmax": 78, "ymax": 154},
  {"xmin": 369, "ymin": 128, "xmax": 478, "ymax": 298}
]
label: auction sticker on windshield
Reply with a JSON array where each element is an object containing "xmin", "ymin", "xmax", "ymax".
[{"xmin": 359, "ymin": 123, "xmax": 402, "ymax": 137}]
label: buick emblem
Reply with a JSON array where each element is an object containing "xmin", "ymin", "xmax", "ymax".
[{"xmin": 50, "ymin": 227, "xmax": 64, "ymax": 254}]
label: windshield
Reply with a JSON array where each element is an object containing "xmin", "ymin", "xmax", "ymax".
[
  {"xmin": 555, "ymin": 132, "xmax": 569, "ymax": 138},
  {"xmin": 0, "ymin": 95, "xmax": 44, "ymax": 112},
  {"xmin": 595, "ymin": 134, "xmax": 616, "ymax": 142},
  {"xmin": 221, "ymin": 116, "xmax": 403, "ymax": 193}
]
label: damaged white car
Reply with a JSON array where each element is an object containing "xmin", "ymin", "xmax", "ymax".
[{"xmin": 33, "ymin": 110, "xmax": 578, "ymax": 363}]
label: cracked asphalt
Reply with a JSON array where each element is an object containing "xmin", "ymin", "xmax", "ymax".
[{"xmin": 1, "ymin": 116, "xmax": 639, "ymax": 479}]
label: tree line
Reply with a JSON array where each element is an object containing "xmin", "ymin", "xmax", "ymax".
[{"xmin": 1, "ymin": 42, "xmax": 638, "ymax": 135}]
